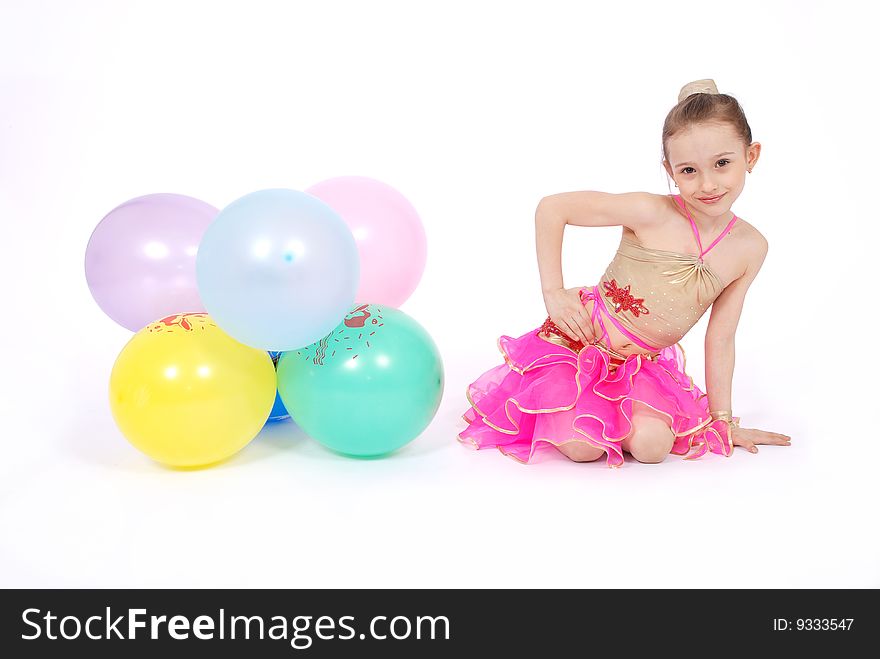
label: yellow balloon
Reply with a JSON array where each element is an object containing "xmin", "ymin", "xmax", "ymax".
[{"xmin": 109, "ymin": 313, "xmax": 276, "ymax": 467}]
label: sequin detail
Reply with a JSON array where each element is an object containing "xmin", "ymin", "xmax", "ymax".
[
  {"xmin": 602, "ymin": 279, "xmax": 650, "ymax": 317},
  {"xmin": 538, "ymin": 316, "xmax": 585, "ymax": 353}
]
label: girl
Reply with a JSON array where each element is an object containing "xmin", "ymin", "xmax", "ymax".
[{"xmin": 458, "ymin": 78, "xmax": 791, "ymax": 467}]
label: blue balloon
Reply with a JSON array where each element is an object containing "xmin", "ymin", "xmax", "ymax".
[
  {"xmin": 196, "ymin": 189, "xmax": 359, "ymax": 351},
  {"xmin": 267, "ymin": 390, "xmax": 290, "ymax": 422},
  {"xmin": 266, "ymin": 351, "xmax": 290, "ymax": 422}
]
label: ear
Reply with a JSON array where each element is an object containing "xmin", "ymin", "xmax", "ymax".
[
  {"xmin": 747, "ymin": 142, "xmax": 762, "ymax": 169},
  {"xmin": 662, "ymin": 159, "xmax": 674, "ymax": 180}
]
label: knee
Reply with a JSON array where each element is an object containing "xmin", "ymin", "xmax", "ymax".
[
  {"xmin": 626, "ymin": 423, "xmax": 674, "ymax": 464},
  {"xmin": 557, "ymin": 441, "xmax": 605, "ymax": 463}
]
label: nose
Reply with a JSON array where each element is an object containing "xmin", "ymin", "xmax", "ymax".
[{"xmin": 700, "ymin": 177, "xmax": 719, "ymax": 193}]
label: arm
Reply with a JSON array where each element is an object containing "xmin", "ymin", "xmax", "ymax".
[
  {"xmin": 703, "ymin": 232, "xmax": 768, "ymax": 413},
  {"xmin": 535, "ymin": 191, "xmax": 662, "ymax": 295},
  {"xmin": 703, "ymin": 232, "xmax": 789, "ymax": 453},
  {"xmin": 535, "ymin": 192, "xmax": 663, "ymax": 344}
]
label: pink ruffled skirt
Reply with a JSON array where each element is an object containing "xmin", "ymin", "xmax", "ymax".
[{"xmin": 458, "ymin": 306, "xmax": 734, "ymax": 467}]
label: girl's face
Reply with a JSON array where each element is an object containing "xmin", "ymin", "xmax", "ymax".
[{"xmin": 663, "ymin": 121, "xmax": 761, "ymax": 216}]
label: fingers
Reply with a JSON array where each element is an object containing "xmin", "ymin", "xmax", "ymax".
[
  {"xmin": 568, "ymin": 290, "xmax": 594, "ymax": 345},
  {"xmin": 736, "ymin": 429, "xmax": 792, "ymax": 454},
  {"xmin": 558, "ymin": 316, "xmax": 590, "ymax": 345},
  {"xmin": 557, "ymin": 319, "xmax": 584, "ymax": 346},
  {"xmin": 572, "ymin": 320, "xmax": 591, "ymax": 345},
  {"xmin": 569, "ymin": 319, "xmax": 591, "ymax": 345},
  {"xmin": 754, "ymin": 431, "xmax": 792, "ymax": 446},
  {"xmin": 549, "ymin": 300, "xmax": 594, "ymax": 346},
  {"xmin": 569, "ymin": 307, "xmax": 594, "ymax": 345}
]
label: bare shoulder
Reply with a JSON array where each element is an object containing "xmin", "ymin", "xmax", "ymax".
[
  {"xmin": 637, "ymin": 191, "xmax": 675, "ymax": 226},
  {"xmin": 726, "ymin": 217, "xmax": 768, "ymax": 283},
  {"xmin": 621, "ymin": 192, "xmax": 688, "ymax": 239},
  {"xmin": 734, "ymin": 217, "xmax": 769, "ymax": 261}
]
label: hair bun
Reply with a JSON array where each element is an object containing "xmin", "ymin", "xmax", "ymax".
[{"xmin": 678, "ymin": 78, "xmax": 719, "ymax": 103}]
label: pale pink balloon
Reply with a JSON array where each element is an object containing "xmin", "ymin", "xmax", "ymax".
[{"xmin": 304, "ymin": 176, "xmax": 426, "ymax": 308}]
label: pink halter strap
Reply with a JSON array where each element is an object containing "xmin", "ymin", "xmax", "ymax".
[
  {"xmin": 581, "ymin": 286, "xmax": 661, "ymax": 353},
  {"xmin": 673, "ymin": 195, "xmax": 738, "ymax": 260}
]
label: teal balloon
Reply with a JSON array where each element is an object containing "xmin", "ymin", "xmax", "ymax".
[{"xmin": 276, "ymin": 304, "xmax": 443, "ymax": 457}]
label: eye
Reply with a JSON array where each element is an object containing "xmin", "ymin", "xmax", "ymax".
[{"xmin": 680, "ymin": 159, "xmax": 731, "ymax": 174}]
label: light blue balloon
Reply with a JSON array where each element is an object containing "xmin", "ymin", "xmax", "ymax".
[{"xmin": 196, "ymin": 189, "xmax": 359, "ymax": 351}]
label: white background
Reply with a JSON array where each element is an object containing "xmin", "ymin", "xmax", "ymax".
[{"xmin": 1, "ymin": 0, "xmax": 877, "ymax": 588}]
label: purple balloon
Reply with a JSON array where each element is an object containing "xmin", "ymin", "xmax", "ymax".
[{"xmin": 85, "ymin": 193, "xmax": 218, "ymax": 331}]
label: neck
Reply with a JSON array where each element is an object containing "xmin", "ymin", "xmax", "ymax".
[{"xmin": 678, "ymin": 195, "xmax": 734, "ymax": 229}]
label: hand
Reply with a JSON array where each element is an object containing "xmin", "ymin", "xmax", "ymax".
[
  {"xmin": 731, "ymin": 425, "xmax": 791, "ymax": 454},
  {"xmin": 542, "ymin": 287, "xmax": 594, "ymax": 345}
]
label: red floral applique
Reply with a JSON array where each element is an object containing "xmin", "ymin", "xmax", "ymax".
[
  {"xmin": 538, "ymin": 316, "xmax": 585, "ymax": 353},
  {"xmin": 602, "ymin": 279, "xmax": 649, "ymax": 317}
]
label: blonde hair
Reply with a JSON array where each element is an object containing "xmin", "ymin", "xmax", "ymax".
[{"xmin": 662, "ymin": 78, "xmax": 753, "ymax": 165}]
